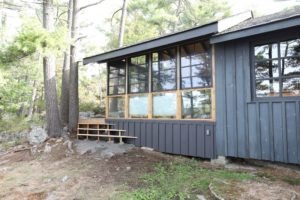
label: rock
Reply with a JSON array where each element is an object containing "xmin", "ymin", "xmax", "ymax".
[
  {"xmin": 126, "ymin": 166, "xmax": 131, "ymax": 171},
  {"xmin": 63, "ymin": 126, "xmax": 68, "ymax": 132},
  {"xmin": 44, "ymin": 143, "xmax": 52, "ymax": 153},
  {"xmin": 197, "ymin": 195, "xmax": 207, "ymax": 200},
  {"xmin": 211, "ymin": 156, "xmax": 228, "ymax": 166},
  {"xmin": 141, "ymin": 147, "xmax": 154, "ymax": 151},
  {"xmin": 63, "ymin": 140, "xmax": 74, "ymax": 153},
  {"xmin": 61, "ymin": 175, "xmax": 68, "ymax": 182},
  {"xmin": 93, "ymin": 114, "xmax": 105, "ymax": 118},
  {"xmin": 27, "ymin": 127, "xmax": 48, "ymax": 145},
  {"xmin": 101, "ymin": 151, "xmax": 114, "ymax": 158},
  {"xmin": 79, "ymin": 111, "xmax": 95, "ymax": 119}
]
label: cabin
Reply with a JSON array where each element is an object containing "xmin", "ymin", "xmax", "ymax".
[{"xmin": 83, "ymin": 7, "xmax": 300, "ymax": 165}]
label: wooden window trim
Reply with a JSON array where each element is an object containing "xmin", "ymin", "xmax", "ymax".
[
  {"xmin": 106, "ymin": 41, "xmax": 216, "ymax": 122},
  {"xmin": 252, "ymin": 37, "xmax": 300, "ymax": 100}
]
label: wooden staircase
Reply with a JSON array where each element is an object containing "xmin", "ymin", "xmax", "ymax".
[{"xmin": 77, "ymin": 118, "xmax": 137, "ymax": 144}]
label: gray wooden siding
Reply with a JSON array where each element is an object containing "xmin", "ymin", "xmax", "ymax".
[
  {"xmin": 106, "ymin": 119, "xmax": 216, "ymax": 159},
  {"xmin": 215, "ymin": 39, "xmax": 300, "ymax": 164}
]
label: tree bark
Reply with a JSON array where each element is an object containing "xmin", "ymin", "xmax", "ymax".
[
  {"xmin": 68, "ymin": 0, "xmax": 79, "ymax": 133},
  {"xmin": 118, "ymin": 0, "xmax": 128, "ymax": 48},
  {"xmin": 27, "ymin": 80, "xmax": 37, "ymax": 120},
  {"xmin": 60, "ymin": 0, "xmax": 73, "ymax": 126},
  {"xmin": 43, "ymin": 0, "xmax": 62, "ymax": 137}
]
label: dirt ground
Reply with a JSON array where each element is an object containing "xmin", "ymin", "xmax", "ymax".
[{"xmin": 0, "ymin": 138, "xmax": 300, "ymax": 200}]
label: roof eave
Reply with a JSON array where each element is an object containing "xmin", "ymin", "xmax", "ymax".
[{"xmin": 210, "ymin": 16, "xmax": 300, "ymax": 44}]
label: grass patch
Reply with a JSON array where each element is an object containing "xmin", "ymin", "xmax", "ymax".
[
  {"xmin": 282, "ymin": 177, "xmax": 300, "ymax": 186},
  {"xmin": 116, "ymin": 159, "xmax": 254, "ymax": 200}
]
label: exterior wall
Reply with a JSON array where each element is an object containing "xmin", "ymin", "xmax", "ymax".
[
  {"xmin": 106, "ymin": 119, "xmax": 216, "ymax": 159},
  {"xmin": 215, "ymin": 29, "xmax": 300, "ymax": 164}
]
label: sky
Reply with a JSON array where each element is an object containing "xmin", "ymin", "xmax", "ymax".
[
  {"xmin": 79, "ymin": 0, "xmax": 300, "ymax": 55},
  {"xmin": 1, "ymin": 0, "xmax": 300, "ymax": 49}
]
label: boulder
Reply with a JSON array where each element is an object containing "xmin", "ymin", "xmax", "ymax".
[{"xmin": 27, "ymin": 127, "xmax": 48, "ymax": 145}]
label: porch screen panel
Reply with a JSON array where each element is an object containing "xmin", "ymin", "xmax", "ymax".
[
  {"xmin": 180, "ymin": 41, "xmax": 211, "ymax": 89},
  {"xmin": 108, "ymin": 59, "xmax": 126, "ymax": 95},
  {"xmin": 128, "ymin": 55, "xmax": 148, "ymax": 93},
  {"xmin": 152, "ymin": 48, "xmax": 177, "ymax": 92},
  {"xmin": 180, "ymin": 40, "xmax": 213, "ymax": 119},
  {"xmin": 108, "ymin": 96, "xmax": 125, "ymax": 118}
]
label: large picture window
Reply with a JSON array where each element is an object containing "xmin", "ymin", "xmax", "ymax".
[
  {"xmin": 128, "ymin": 55, "xmax": 148, "ymax": 93},
  {"xmin": 152, "ymin": 48, "xmax": 177, "ymax": 91},
  {"xmin": 129, "ymin": 95, "xmax": 148, "ymax": 118},
  {"xmin": 152, "ymin": 93, "xmax": 176, "ymax": 118},
  {"xmin": 180, "ymin": 41, "xmax": 211, "ymax": 89},
  {"xmin": 108, "ymin": 60, "xmax": 126, "ymax": 95},
  {"xmin": 106, "ymin": 40, "xmax": 214, "ymax": 120},
  {"xmin": 254, "ymin": 38, "xmax": 300, "ymax": 97},
  {"xmin": 108, "ymin": 97, "xmax": 125, "ymax": 118},
  {"xmin": 181, "ymin": 90, "xmax": 211, "ymax": 119}
]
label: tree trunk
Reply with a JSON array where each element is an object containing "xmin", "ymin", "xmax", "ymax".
[
  {"xmin": 118, "ymin": 0, "xmax": 128, "ymax": 48},
  {"xmin": 27, "ymin": 80, "xmax": 37, "ymax": 120},
  {"xmin": 60, "ymin": 0, "xmax": 73, "ymax": 126},
  {"xmin": 68, "ymin": 0, "xmax": 79, "ymax": 133},
  {"xmin": 43, "ymin": 0, "xmax": 62, "ymax": 137}
]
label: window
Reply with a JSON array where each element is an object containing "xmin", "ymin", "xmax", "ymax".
[
  {"xmin": 152, "ymin": 48, "xmax": 177, "ymax": 91},
  {"xmin": 182, "ymin": 90, "xmax": 211, "ymax": 119},
  {"xmin": 254, "ymin": 39, "xmax": 300, "ymax": 97},
  {"xmin": 180, "ymin": 41, "xmax": 211, "ymax": 89},
  {"xmin": 128, "ymin": 55, "xmax": 148, "ymax": 93},
  {"xmin": 129, "ymin": 95, "xmax": 148, "ymax": 118},
  {"xmin": 152, "ymin": 93, "xmax": 176, "ymax": 118},
  {"xmin": 106, "ymin": 40, "xmax": 214, "ymax": 120},
  {"xmin": 108, "ymin": 97, "xmax": 125, "ymax": 118},
  {"xmin": 108, "ymin": 60, "xmax": 126, "ymax": 95}
]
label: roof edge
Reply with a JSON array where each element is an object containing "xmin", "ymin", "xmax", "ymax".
[
  {"xmin": 83, "ymin": 22, "xmax": 218, "ymax": 65},
  {"xmin": 211, "ymin": 14, "xmax": 300, "ymax": 44}
]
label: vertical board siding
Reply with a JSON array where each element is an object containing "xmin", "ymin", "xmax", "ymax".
[
  {"xmin": 236, "ymin": 43, "xmax": 247, "ymax": 158},
  {"xmin": 248, "ymin": 103, "xmax": 258, "ymax": 159},
  {"xmin": 273, "ymin": 103, "xmax": 284, "ymax": 162},
  {"xmin": 215, "ymin": 39, "xmax": 300, "ymax": 164},
  {"xmin": 215, "ymin": 44, "xmax": 226, "ymax": 156},
  {"xmin": 225, "ymin": 43, "xmax": 238, "ymax": 157},
  {"xmin": 188, "ymin": 125, "xmax": 197, "ymax": 157},
  {"xmin": 286, "ymin": 102, "xmax": 298, "ymax": 164},
  {"xmin": 259, "ymin": 103, "xmax": 270, "ymax": 161},
  {"xmin": 180, "ymin": 125, "xmax": 189, "ymax": 155},
  {"xmin": 106, "ymin": 119, "xmax": 215, "ymax": 159}
]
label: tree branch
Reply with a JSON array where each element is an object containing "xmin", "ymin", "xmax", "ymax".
[
  {"xmin": 110, "ymin": 8, "xmax": 122, "ymax": 26},
  {"xmin": 75, "ymin": 35, "xmax": 87, "ymax": 42},
  {"xmin": 77, "ymin": 0, "xmax": 106, "ymax": 13}
]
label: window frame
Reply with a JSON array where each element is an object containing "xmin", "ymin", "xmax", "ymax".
[
  {"xmin": 128, "ymin": 55, "xmax": 149, "ymax": 94},
  {"xmin": 106, "ymin": 39, "xmax": 215, "ymax": 121},
  {"xmin": 251, "ymin": 34, "xmax": 300, "ymax": 101},
  {"xmin": 179, "ymin": 41, "xmax": 213, "ymax": 90},
  {"xmin": 151, "ymin": 48, "xmax": 178, "ymax": 92},
  {"xmin": 107, "ymin": 60, "xmax": 126, "ymax": 96}
]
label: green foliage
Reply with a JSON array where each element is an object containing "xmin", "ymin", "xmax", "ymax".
[
  {"xmin": 105, "ymin": 0, "xmax": 230, "ymax": 49},
  {"xmin": 79, "ymin": 65, "xmax": 106, "ymax": 115},
  {"xmin": 117, "ymin": 160, "xmax": 254, "ymax": 200},
  {"xmin": 0, "ymin": 18, "xmax": 67, "ymax": 67}
]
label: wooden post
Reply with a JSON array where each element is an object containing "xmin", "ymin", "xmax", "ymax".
[
  {"xmin": 105, "ymin": 96, "xmax": 109, "ymax": 118},
  {"xmin": 176, "ymin": 46, "xmax": 181, "ymax": 119},
  {"xmin": 148, "ymin": 93, "xmax": 153, "ymax": 118},
  {"xmin": 211, "ymin": 45, "xmax": 216, "ymax": 121},
  {"xmin": 125, "ymin": 94, "xmax": 129, "ymax": 118}
]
